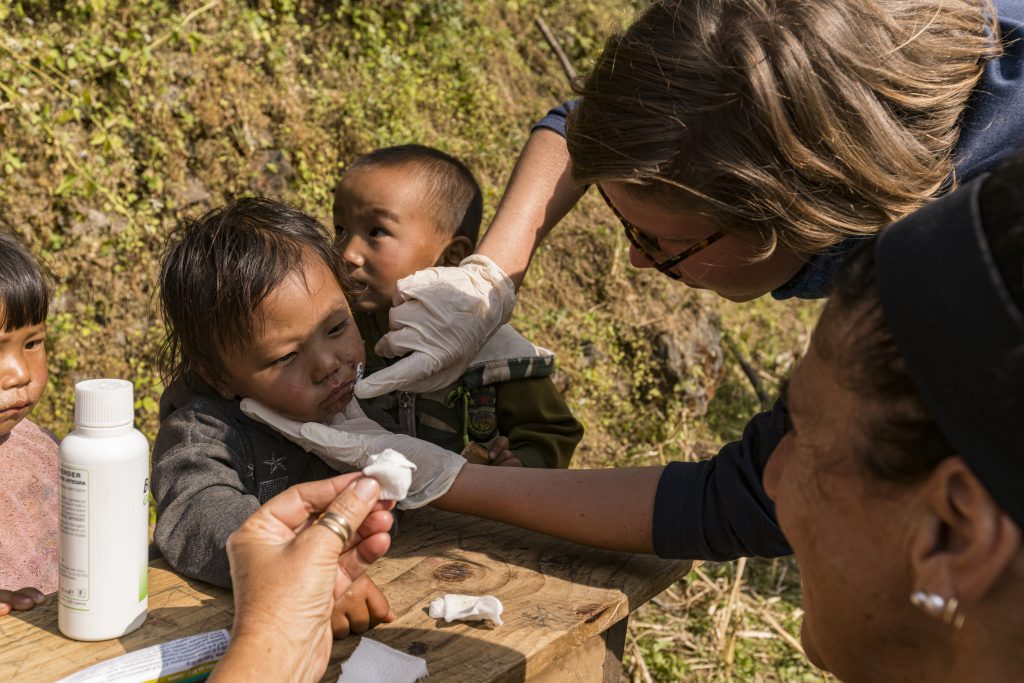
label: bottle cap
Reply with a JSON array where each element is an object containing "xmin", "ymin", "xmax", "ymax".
[{"xmin": 75, "ymin": 379, "xmax": 135, "ymax": 429}]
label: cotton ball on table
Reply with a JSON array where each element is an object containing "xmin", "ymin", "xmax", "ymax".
[
  {"xmin": 362, "ymin": 449, "xmax": 416, "ymax": 500},
  {"xmin": 428, "ymin": 594, "xmax": 504, "ymax": 626}
]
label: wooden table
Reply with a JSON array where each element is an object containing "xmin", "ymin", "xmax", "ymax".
[{"xmin": 0, "ymin": 508, "xmax": 692, "ymax": 682}]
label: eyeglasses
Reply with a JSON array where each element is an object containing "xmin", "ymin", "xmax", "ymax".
[{"xmin": 596, "ymin": 184, "xmax": 725, "ymax": 280}]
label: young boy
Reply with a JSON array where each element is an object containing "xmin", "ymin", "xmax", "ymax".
[
  {"xmin": 0, "ymin": 233, "xmax": 58, "ymax": 615},
  {"xmin": 152, "ymin": 198, "xmax": 391, "ymax": 635},
  {"xmin": 333, "ymin": 145, "xmax": 583, "ymax": 467}
]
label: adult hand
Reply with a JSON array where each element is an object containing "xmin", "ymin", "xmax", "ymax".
[
  {"xmin": 354, "ymin": 255, "xmax": 516, "ymax": 399},
  {"xmin": 241, "ymin": 398, "xmax": 468, "ymax": 509},
  {"xmin": 0, "ymin": 587, "xmax": 46, "ymax": 616},
  {"xmin": 210, "ymin": 475, "xmax": 394, "ymax": 683}
]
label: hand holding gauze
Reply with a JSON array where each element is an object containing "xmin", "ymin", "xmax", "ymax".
[{"xmin": 240, "ymin": 398, "xmax": 466, "ymax": 509}]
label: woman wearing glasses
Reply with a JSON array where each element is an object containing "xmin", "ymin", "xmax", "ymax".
[
  {"xmin": 355, "ymin": 0, "xmax": 1023, "ymax": 402},
  {"xmin": 346, "ymin": 0, "xmax": 1022, "ymax": 558}
]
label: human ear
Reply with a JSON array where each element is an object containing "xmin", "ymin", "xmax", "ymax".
[
  {"xmin": 437, "ymin": 236, "xmax": 474, "ymax": 267},
  {"xmin": 909, "ymin": 457, "xmax": 1021, "ymax": 612}
]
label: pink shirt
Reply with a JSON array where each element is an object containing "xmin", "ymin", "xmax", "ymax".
[{"xmin": 0, "ymin": 419, "xmax": 58, "ymax": 593}]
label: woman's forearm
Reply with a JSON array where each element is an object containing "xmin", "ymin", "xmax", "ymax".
[
  {"xmin": 477, "ymin": 128, "xmax": 586, "ymax": 289},
  {"xmin": 433, "ymin": 465, "xmax": 664, "ymax": 554}
]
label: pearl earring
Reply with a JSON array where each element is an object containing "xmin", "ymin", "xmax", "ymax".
[{"xmin": 910, "ymin": 591, "xmax": 965, "ymax": 629}]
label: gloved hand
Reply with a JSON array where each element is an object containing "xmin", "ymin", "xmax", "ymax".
[
  {"xmin": 240, "ymin": 398, "xmax": 466, "ymax": 509},
  {"xmin": 354, "ymin": 255, "xmax": 516, "ymax": 399}
]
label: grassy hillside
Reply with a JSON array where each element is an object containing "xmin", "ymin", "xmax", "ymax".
[{"xmin": 1, "ymin": 1, "xmax": 826, "ymax": 680}]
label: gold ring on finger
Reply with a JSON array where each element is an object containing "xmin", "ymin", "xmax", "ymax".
[{"xmin": 316, "ymin": 511, "xmax": 353, "ymax": 545}]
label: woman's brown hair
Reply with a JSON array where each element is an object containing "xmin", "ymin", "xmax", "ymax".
[{"xmin": 567, "ymin": 0, "xmax": 1000, "ymax": 256}]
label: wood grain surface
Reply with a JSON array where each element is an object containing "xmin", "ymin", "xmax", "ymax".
[{"xmin": 0, "ymin": 507, "xmax": 692, "ymax": 682}]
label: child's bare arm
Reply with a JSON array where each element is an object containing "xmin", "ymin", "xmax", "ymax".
[
  {"xmin": 331, "ymin": 574, "xmax": 395, "ymax": 638},
  {"xmin": 433, "ymin": 465, "xmax": 663, "ymax": 553},
  {"xmin": 0, "ymin": 587, "xmax": 46, "ymax": 615}
]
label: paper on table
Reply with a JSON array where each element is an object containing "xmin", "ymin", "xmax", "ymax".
[
  {"xmin": 338, "ymin": 637, "xmax": 428, "ymax": 683},
  {"xmin": 55, "ymin": 629, "xmax": 229, "ymax": 683}
]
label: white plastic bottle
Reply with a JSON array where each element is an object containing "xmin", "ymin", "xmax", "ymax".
[{"xmin": 58, "ymin": 379, "xmax": 149, "ymax": 641}]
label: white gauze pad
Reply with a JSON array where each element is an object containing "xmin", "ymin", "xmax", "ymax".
[
  {"xmin": 362, "ymin": 448, "xmax": 416, "ymax": 500},
  {"xmin": 428, "ymin": 594, "xmax": 504, "ymax": 626},
  {"xmin": 338, "ymin": 637, "xmax": 428, "ymax": 683}
]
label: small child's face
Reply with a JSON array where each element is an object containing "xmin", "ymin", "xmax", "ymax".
[
  {"xmin": 0, "ymin": 317, "xmax": 47, "ymax": 436},
  {"xmin": 218, "ymin": 254, "xmax": 364, "ymax": 423},
  {"xmin": 333, "ymin": 165, "xmax": 450, "ymax": 313}
]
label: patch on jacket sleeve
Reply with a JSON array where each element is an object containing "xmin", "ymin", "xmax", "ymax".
[
  {"xmin": 258, "ymin": 476, "xmax": 288, "ymax": 503},
  {"xmin": 467, "ymin": 386, "xmax": 498, "ymax": 441}
]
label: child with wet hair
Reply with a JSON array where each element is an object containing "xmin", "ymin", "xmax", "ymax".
[
  {"xmin": 0, "ymin": 233, "xmax": 58, "ymax": 615},
  {"xmin": 153, "ymin": 198, "xmax": 392, "ymax": 636}
]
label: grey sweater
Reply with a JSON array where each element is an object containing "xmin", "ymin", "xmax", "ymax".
[{"xmin": 152, "ymin": 374, "xmax": 347, "ymax": 587}]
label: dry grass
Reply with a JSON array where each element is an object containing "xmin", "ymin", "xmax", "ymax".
[
  {"xmin": 610, "ymin": 293, "xmax": 825, "ymax": 682},
  {"xmin": 624, "ymin": 559, "xmax": 836, "ymax": 682}
]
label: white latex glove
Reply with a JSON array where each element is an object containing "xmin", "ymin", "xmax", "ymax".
[
  {"xmin": 240, "ymin": 398, "xmax": 466, "ymax": 509},
  {"xmin": 354, "ymin": 255, "xmax": 516, "ymax": 399}
]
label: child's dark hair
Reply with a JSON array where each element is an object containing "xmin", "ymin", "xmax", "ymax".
[
  {"xmin": 343, "ymin": 144, "xmax": 483, "ymax": 245},
  {"xmin": 159, "ymin": 197, "xmax": 347, "ymax": 386},
  {"xmin": 0, "ymin": 233, "xmax": 50, "ymax": 332}
]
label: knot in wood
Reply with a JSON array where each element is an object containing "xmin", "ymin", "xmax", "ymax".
[{"xmin": 433, "ymin": 561, "xmax": 475, "ymax": 582}]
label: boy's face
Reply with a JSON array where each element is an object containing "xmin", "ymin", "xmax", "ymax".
[
  {"xmin": 218, "ymin": 254, "xmax": 365, "ymax": 424},
  {"xmin": 0, "ymin": 317, "xmax": 47, "ymax": 436},
  {"xmin": 333, "ymin": 165, "xmax": 450, "ymax": 313}
]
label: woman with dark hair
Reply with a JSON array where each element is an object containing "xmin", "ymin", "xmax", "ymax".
[
  {"xmin": 226, "ymin": 155, "xmax": 1024, "ymax": 681},
  {"xmin": 758, "ymin": 161, "xmax": 1024, "ymax": 679}
]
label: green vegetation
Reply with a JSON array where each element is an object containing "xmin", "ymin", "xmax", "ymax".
[{"xmin": 1, "ymin": 1, "xmax": 825, "ymax": 679}]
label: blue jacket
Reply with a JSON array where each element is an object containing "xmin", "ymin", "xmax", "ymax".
[{"xmin": 535, "ymin": 1, "xmax": 1024, "ymax": 560}]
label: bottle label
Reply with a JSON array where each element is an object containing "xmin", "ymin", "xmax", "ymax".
[
  {"xmin": 59, "ymin": 465, "xmax": 90, "ymax": 610},
  {"xmin": 52, "ymin": 629, "xmax": 229, "ymax": 683}
]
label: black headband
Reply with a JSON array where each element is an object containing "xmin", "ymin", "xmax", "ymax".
[{"xmin": 876, "ymin": 173, "xmax": 1024, "ymax": 527}]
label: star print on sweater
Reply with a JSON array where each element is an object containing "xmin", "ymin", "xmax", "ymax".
[{"xmin": 263, "ymin": 455, "xmax": 286, "ymax": 474}]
